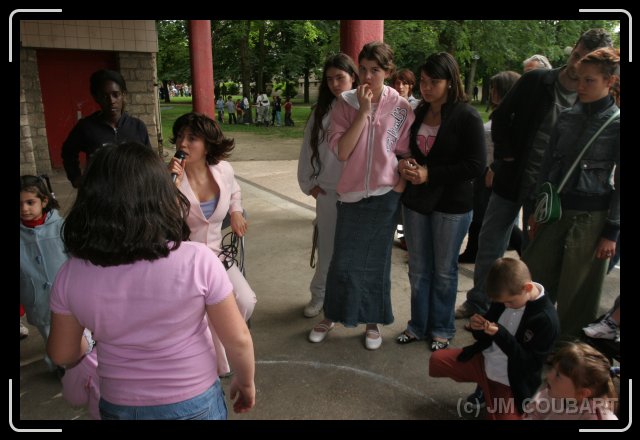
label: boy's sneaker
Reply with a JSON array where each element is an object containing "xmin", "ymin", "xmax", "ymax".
[
  {"xmin": 466, "ymin": 386, "xmax": 486, "ymax": 409},
  {"xmin": 583, "ymin": 317, "xmax": 618, "ymax": 340},
  {"xmin": 303, "ymin": 299, "xmax": 324, "ymax": 318},
  {"xmin": 20, "ymin": 321, "xmax": 29, "ymax": 340}
]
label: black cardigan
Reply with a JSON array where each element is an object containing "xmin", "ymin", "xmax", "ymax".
[
  {"xmin": 457, "ymin": 293, "xmax": 559, "ymax": 414},
  {"xmin": 401, "ymin": 101, "xmax": 486, "ymax": 214}
]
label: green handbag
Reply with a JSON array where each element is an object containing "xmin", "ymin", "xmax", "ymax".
[
  {"xmin": 534, "ymin": 181, "xmax": 562, "ymax": 224},
  {"xmin": 534, "ymin": 109, "xmax": 620, "ymax": 224}
]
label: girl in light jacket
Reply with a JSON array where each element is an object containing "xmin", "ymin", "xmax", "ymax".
[
  {"xmin": 297, "ymin": 53, "xmax": 359, "ymax": 318},
  {"xmin": 169, "ymin": 112, "xmax": 256, "ymax": 375},
  {"xmin": 20, "ymin": 175, "xmax": 67, "ymax": 371},
  {"xmin": 308, "ymin": 41, "xmax": 415, "ymax": 350}
]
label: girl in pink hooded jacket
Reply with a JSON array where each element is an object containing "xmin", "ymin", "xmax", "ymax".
[{"xmin": 308, "ymin": 41, "xmax": 414, "ymax": 350}]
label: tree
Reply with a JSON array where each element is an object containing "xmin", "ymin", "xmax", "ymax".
[
  {"xmin": 385, "ymin": 19, "xmax": 619, "ymax": 100},
  {"xmin": 268, "ymin": 20, "xmax": 338, "ymax": 103},
  {"xmin": 156, "ymin": 20, "xmax": 191, "ymax": 103}
]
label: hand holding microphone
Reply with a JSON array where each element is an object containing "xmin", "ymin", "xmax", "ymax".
[{"xmin": 170, "ymin": 150, "xmax": 187, "ymax": 183}]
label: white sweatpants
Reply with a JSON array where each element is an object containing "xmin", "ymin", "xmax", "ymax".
[{"xmin": 208, "ymin": 264, "xmax": 256, "ymax": 375}]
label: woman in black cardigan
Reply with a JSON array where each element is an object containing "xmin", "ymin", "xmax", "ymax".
[{"xmin": 396, "ymin": 52, "xmax": 486, "ymax": 350}]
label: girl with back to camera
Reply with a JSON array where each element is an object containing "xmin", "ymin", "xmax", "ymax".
[
  {"xmin": 20, "ymin": 175, "xmax": 67, "ymax": 373},
  {"xmin": 308, "ymin": 41, "xmax": 415, "ymax": 350},
  {"xmin": 297, "ymin": 53, "xmax": 359, "ymax": 318},
  {"xmin": 168, "ymin": 112, "xmax": 257, "ymax": 377},
  {"xmin": 48, "ymin": 142, "xmax": 255, "ymax": 419}
]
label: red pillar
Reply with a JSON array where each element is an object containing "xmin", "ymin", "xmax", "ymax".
[
  {"xmin": 340, "ymin": 20, "xmax": 384, "ymax": 65},
  {"xmin": 188, "ymin": 20, "xmax": 215, "ymax": 119}
]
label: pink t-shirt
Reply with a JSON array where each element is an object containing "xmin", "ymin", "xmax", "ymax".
[
  {"xmin": 50, "ymin": 241, "xmax": 233, "ymax": 406},
  {"xmin": 416, "ymin": 123, "xmax": 439, "ymax": 157}
]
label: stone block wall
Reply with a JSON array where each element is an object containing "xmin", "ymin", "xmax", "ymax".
[{"xmin": 20, "ymin": 47, "xmax": 49, "ymax": 176}]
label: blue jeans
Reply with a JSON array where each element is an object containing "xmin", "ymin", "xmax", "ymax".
[
  {"xmin": 404, "ymin": 208, "xmax": 472, "ymax": 340},
  {"xmin": 464, "ymin": 192, "xmax": 521, "ymax": 314},
  {"xmin": 99, "ymin": 380, "xmax": 227, "ymax": 420}
]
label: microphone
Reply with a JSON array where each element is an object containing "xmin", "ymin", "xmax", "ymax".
[{"xmin": 171, "ymin": 150, "xmax": 187, "ymax": 183}]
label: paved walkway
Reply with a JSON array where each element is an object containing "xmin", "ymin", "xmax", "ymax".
[{"xmin": 17, "ymin": 137, "xmax": 620, "ymax": 422}]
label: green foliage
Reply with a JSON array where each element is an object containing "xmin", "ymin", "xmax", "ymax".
[
  {"xmin": 273, "ymin": 81, "xmax": 298, "ymax": 98},
  {"xmin": 156, "ymin": 20, "xmax": 191, "ymax": 84},
  {"xmin": 158, "ymin": 19, "xmax": 620, "ymax": 105}
]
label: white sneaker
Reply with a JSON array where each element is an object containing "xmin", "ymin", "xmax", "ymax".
[
  {"xmin": 365, "ymin": 325, "xmax": 382, "ymax": 350},
  {"xmin": 583, "ymin": 317, "xmax": 618, "ymax": 340},
  {"xmin": 20, "ymin": 321, "xmax": 29, "ymax": 340},
  {"xmin": 303, "ymin": 299, "xmax": 324, "ymax": 318},
  {"xmin": 309, "ymin": 321, "xmax": 335, "ymax": 343}
]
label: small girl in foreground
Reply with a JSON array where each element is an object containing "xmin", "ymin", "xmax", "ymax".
[{"xmin": 525, "ymin": 342, "xmax": 617, "ymax": 420}]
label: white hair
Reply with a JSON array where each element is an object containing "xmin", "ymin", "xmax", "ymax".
[{"xmin": 523, "ymin": 54, "xmax": 552, "ymax": 70}]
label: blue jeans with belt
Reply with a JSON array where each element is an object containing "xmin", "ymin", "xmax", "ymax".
[{"xmin": 99, "ymin": 380, "xmax": 227, "ymax": 420}]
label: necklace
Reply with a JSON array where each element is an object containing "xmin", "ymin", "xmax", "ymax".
[{"xmin": 428, "ymin": 107, "xmax": 441, "ymax": 117}]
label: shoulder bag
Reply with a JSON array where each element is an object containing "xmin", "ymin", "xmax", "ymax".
[{"xmin": 534, "ymin": 109, "xmax": 620, "ymax": 224}]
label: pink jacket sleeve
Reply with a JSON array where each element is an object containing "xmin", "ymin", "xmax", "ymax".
[
  {"xmin": 394, "ymin": 105, "xmax": 414, "ymax": 157},
  {"xmin": 327, "ymin": 97, "xmax": 354, "ymax": 157},
  {"xmin": 226, "ymin": 163, "xmax": 243, "ymax": 214}
]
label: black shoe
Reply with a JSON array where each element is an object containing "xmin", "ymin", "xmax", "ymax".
[
  {"xmin": 458, "ymin": 250, "xmax": 477, "ymax": 263},
  {"xmin": 56, "ymin": 366, "xmax": 66, "ymax": 380},
  {"xmin": 466, "ymin": 386, "xmax": 486, "ymax": 409}
]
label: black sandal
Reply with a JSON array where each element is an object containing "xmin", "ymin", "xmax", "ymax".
[
  {"xmin": 396, "ymin": 331, "xmax": 419, "ymax": 344},
  {"xmin": 430, "ymin": 339, "xmax": 450, "ymax": 351}
]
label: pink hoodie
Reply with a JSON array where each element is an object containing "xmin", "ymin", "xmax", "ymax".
[{"xmin": 329, "ymin": 85, "xmax": 414, "ymax": 202}]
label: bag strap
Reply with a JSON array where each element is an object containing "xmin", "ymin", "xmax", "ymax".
[
  {"xmin": 310, "ymin": 223, "xmax": 318, "ymax": 268},
  {"xmin": 557, "ymin": 109, "xmax": 620, "ymax": 193}
]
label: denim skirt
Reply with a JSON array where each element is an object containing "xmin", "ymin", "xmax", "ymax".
[
  {"xmin": 99, "ymin": 379, "xmax": 227, "ymax": 420},
  {"xmin": 323, "ymin": 190, "xmax": 401, "ymax": 327}
]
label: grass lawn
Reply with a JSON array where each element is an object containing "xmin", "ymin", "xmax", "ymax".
[
  {"xmin": 471, "ymin": 102, "xmax": 491, "ymax": 123},
  {"xmin": 159, "ymin": 97, "xmax": 311, "ymax": 146},
  {"xmin": 159, "ymin": 98, "xmax": 491, "ymax": 147}
]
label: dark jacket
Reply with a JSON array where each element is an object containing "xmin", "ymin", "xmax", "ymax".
[
  {"xmin": 457, "ymin": 293, "xmax": 559, "ymax": 414},
  {"xmin": 491, "ymin": 67, "xmax": 563, "ymax": 202},
  {"xmin": 61, "ymin": 111, "xmax": 151, "ymax": 185},
  {"xmin": 538, "ymin": 95, "xmax": 620, "ymax": 241},
  {"xmin": 402, "ymin": 101, "xmax": 486, "ymax": 214}
]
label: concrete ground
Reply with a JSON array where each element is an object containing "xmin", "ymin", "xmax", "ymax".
[{"xmin": 17, "ymin": 132, "xmax": 621, "ymax": 423}]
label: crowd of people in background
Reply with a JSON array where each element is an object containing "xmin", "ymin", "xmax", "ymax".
[{"xmin": 21, "ymin": 26, "xmax": 621, "ymax": 422}]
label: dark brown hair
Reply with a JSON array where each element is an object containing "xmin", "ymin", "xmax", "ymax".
[
  {"xmin": 575, "ymin": 28, "xmax": 613, "ymax": 52},
  {"xmin": 308, "ymin": 53, "xmax": 358, "ymax": 178},
  {"xmin": 63, "ymin": 142, "xmax": 190, "ymax": 266},
  {"xmin": 171, "ymin": 112, "xmax": 235, "ymax": 165},
  {"xmin": 390, "ymin": 68, "xmax": 416, "ymax": 87},
  {"xmin": 358, "ymin": 41, "xmax": 396, "ymax": 75},
  {"xmin": 20, "ymin": 175, "xmax": 59, "ymax": 213}
]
